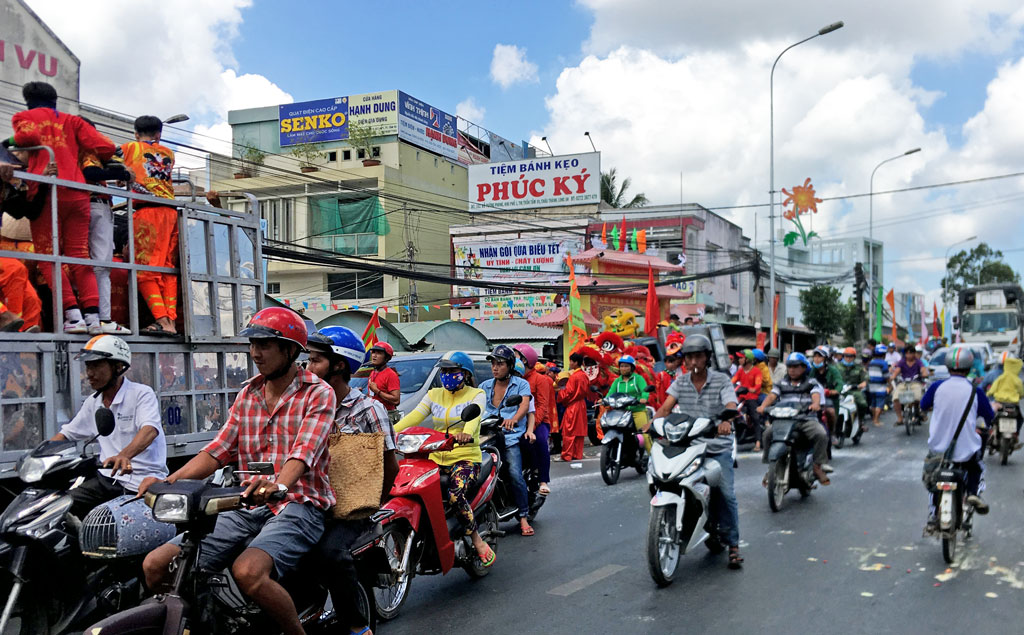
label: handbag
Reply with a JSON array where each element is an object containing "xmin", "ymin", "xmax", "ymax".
[
  {"xmin": 327, "ymin": 432, "xmax": 385, "ymax": 520},
  {"xmin": 922, "ymin": 385, "xmax": 975, "ymax": 492}
]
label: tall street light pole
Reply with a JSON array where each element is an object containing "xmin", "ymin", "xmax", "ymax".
[
  {"xmin": 868, "ymin": 147, "xmax": 920, "ymax": 338},
  {"xmin": 769, "ymin": 20, "xmax": 843, "ymax": 348}
]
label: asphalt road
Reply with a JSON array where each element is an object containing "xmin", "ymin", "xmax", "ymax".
[{"xmin": 380, "ymin": 411, "xmax": 1024, "ymax": 635}]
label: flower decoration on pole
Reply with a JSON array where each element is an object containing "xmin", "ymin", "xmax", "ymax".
[{"xmin": 781, "ymin": 177, "xmax": 823, "ymax": 247}]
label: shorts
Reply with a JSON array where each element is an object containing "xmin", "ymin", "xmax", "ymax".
[
  {"xmin": 170, "ymin": 502, "xmax": 325, "ymax": 579},
  {"xmin": 868, "ymin": 391, "xmax": 887, "ymax": 409}
]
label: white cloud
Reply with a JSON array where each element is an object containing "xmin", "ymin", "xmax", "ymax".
[
  {"xmin": 490, "ymin": 44, "xmax": 539, "ymax": 89},
  {"xmin": 455, "ymin": 97, "xmax": 486, "ymax": 124},
  {"xmin": 24, "ymin": 0, "xmax": 291, "ymax": 156}
]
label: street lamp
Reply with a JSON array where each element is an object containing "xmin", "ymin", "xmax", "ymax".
[
  {"xmin": 498, "ymin": 140, "xmax": 514, "ymax": 160},
  {"xmin": 163, "ymin": 114, "xmax": 190, "ymax": 124},
  {"xmin": 769, "ymin": 20, "xmax": 844, "ymax": 348},
  {"xmin": 944, "ymin": 234, "xmax": 977, "ymax": 321},
  {"xmin": 867, "ymin": 147, "xmax": 920, "ymax": 337},
  {"xmin": 541, "ymin": 136, "xmax": 554, "ymax": 156},
  {"xmin": 584, "ymin": 131, "xmax": 597, "ymax": 152}
]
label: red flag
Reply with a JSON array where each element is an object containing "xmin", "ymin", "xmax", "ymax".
[
  {"xmin": 362, "ymin": 308, "xmax": 381, "ymax": 348},
  {"xmin": 601, "ymin": 223, "xmax": 607, "ymax": 246},
  {"xmin": 772, "ymin": 293, "xmax": 780, "ymax": 349},
  {"xmin": 644, "ymin": 265, "xmax": 660, "ymax": 336},
  {"xmin": 932, "ymin": 302, "xmax": 940, "ymax": 338},
  {"xmin": 886, "ymin": 289, "xmax": 896, "ymax": 344},
  {"xmin": 620, "ymin": 216, "xmax": 627, "ymax": 251}
]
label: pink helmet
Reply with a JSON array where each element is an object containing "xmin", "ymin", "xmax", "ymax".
[{"xmin": 512, "ymin": 343, "xmax": 538, "ymax": 369}]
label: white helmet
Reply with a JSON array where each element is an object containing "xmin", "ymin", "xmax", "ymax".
[{"xmin": 76, "ymin": 334, "xmax": 131, "ymax": 367}]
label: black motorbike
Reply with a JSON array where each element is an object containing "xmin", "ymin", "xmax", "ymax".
[
  {"xmin": 86, "ymin": 465, "xmax": 378, "ymax": 635},
  {"xmin": 0, "ymin": 409, "xmax": 166, "ymax": 635},
  {"xmin": 479, "ymin": 395, "xmax": 546, "ymax": 522},
  {"xmin": 732, "ymin": 387, "xmax": 761, "ymax": 448},
  {"xmin": 598, "ymin": 390, "xmax": 653, "ymax": 485},
  {"xmin": 765, "ymin": 405, "xmax": 824, "ymax": 512}
]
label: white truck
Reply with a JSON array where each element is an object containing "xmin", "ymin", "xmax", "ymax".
[{"xmin": 956, "ymin": 284, "xmax": 1024, "ymax": 358}]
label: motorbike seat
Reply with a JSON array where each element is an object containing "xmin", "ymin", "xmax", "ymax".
[{"xmin": 438, "ymin": 450, "xmax": 495, "ymax": 505}]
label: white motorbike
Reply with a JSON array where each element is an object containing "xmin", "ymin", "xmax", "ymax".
[
  {"xmin": 834, "ymin": 384, "xmax": 863, "ymax": 448},
  {"xmin": 645, "ymin": 409, "xmax": 738, "ymax": 587},
  {"xmin": 990, "ymin": 402, "xmax": 1019, "ymax": 466}
]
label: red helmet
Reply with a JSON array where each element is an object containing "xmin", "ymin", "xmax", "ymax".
[
  {"xmin": 240, "ymin": 307, "xmax": 307, "ymax": 349},
  {"xmin": 369, "ymin": 341, "xmax": 394, "ymax": 359},
  {"xmin": 512, "ymin": 343, "xmax": 538, "ymax": 369}
]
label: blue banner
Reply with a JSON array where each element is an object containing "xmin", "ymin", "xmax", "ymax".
[
  {"xmin": 279, "ymin": 97, "xmax": 349, "ymax": 147},
  {"xmin": 397, "ymin": 91, "xmax": 458, "ymax": 160}
]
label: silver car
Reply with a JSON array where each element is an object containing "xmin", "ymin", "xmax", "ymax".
[{"xmin": 351, "ymin": 351, "xmax": 495, "ymax": 418}]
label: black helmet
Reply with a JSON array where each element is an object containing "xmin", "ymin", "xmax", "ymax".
[
  {"xmin": 487, "ymin": 344, "xmax": 516, "ymax": 365},
  {"xmin": 679, "ymin": 334, "xmax": 713, "ymax": 356}
]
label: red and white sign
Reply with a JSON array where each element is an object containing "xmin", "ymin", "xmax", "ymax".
[{"xmin": 468, "ymin": 152, "xmax": 600, "ymax": 212}]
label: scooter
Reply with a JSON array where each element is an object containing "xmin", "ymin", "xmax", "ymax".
[
  {"xmin": 86, "ymin": 464, "xmax": 376, "ymax": 634},
  {"xmin": 599, "ymin": 389, "xmax": 653, "ymax": 485},
  {"xmin": 989, "ymin": 402, "xmax": 1019, "ymax": 466},
  {"xmin": 645, "ymin": 408, "xmax": 739, "ymax": 586},
  {"xmin": 895, "ymin": 376, "xmax": 924, "ymax": 436},
  {"xmin": 0, "ymin": 409, "xmax": 174, "ymax": 635},
  {"xmin": 371, "ymin": 404, "xmax": 499, "ymax": 622},
  {"xmin": 834, "ymin": 384, "xmax": 863, "ymax": 448},
  {"xmin": 765, "ymin": 405, "xmax": 823, "ymax": 512},
  {"xmin": 927, "ymin": 463, "xmax": 978, "ymax": 564}
]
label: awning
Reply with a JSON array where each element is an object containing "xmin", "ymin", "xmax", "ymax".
[{"xmin": 528, "ymin": 305, "xmax": 602, "ymax": 330}]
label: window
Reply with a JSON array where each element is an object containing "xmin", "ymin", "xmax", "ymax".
[
  {"xmin": 730, "ymin": 273, "xmax": 738, "ymax": 289},
  {"xmin": 372, "ymin": 146, "xmax": 381, "ymax": 158},
  {"xmin": 787, "ymin": 317, "xmax": 795, "ymax": 326},
  {"xmin": 327, "ymin": 151, "xmax": 337, "ymax": 162},
  {"xmin": 434, "ymin": 157, "xmax": 438, "ymax": 167},
  {"xmin": 266, "ymin": 282, "xmax": 281, "ymax": 294},
  {"xmin": 327, "ymin": 272, "xmax": 384, "ymax": 300},
  {"xmin": 357, "ymin": 148, "xmax": 366, "ymax": 159},
  {"xmin": 342, "ymin": 149, "xmax": 351, "ymax": 161},
  {"xmin": 259, "ymin": 198, "xmax": 293, "ymax": 243}
]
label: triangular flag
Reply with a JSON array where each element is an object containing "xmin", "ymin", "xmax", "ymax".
[
  {"xmin": 630, "ymin": 228, "xmax": 638, "ymax": 252},
  {"xmin": 302, "ymin": 301, "xmax": 309, "ymax": 309},
  {"xmin": 637, "ymin": 229, "xmax": 647, "ymax": 254},
  {"xmin": 619, "ymin": 216, "xmax": 627, "ymax": 251},
  {"xmin": 932, "ymin": 302, "xmax": 940, "ymax": 338},
  {"xmin": 284, "ymin": 299, "xmax": 291, "ymax": 306},
  {"xmin": 361, "ymin": 308, "xmax": 381, "ymax": 348},
  {"xmin": 470, "ymin": 317, "xmax": 476, "ymax": 325},
  {"xmin": 886, "ymin": 289, "xmax": 896, "ymax": 344},
  {"xmin": 601, "ymin": 223, "xmax": 607, "ymax": 246},
  {"xmin": 433, "ymin": 305, "xmax": 441, "ymax": 309},
  {"xmin": 423, "ymin": 305, "xmax": 430, "ymax": 312},
  {"xmin": 610, "ymin": 224, "xmax": 620, "ymax": 250}
]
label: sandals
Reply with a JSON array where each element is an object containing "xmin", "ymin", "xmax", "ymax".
[
  {"xmin": 142, "ymin": 323, "xmax": 176, "ymax": 337},
  {"xmin": 539, "ymin": 484, "xmax": 551, "ymax": 496},
  {"xmin": 477, "ymin": 545, "xmax": 496, "ymax": 567},
  {"xmin": 728, "ymin": 547, "xmax": 744, "ymax": 569},
  {"xmin": 520, "ymin": 522, "xmax": 535, "ymax": 537}
]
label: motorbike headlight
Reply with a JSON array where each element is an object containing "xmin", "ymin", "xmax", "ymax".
[
  {"xmin": 397, "ymin": 434, "xmax": 431, "ymax": 454},
  {"xmin": 681, "ymin": 458, "xmax": 702, "ymax": 478},
  {"xmin": 664, "ymin": 421, "xmax": 689, "ymax": 443},
  {"xmin": 770, "ymin": 407, "xmax": 799, "ymax": 419},
  {"xmin": 14, "ymin": 495, "xmax": 73, "ymax": 538},
  {"xmin": 17, "ymin": 455, "xmax": 60, "ymax": 483},
  {"xmin": 152, "ymin": 494, "xmax": 190, "ymax": 523}
]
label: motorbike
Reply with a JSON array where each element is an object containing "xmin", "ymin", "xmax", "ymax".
[
  {"xmin": 370, "ymin": 403, "xmax": 500, "ymax": 622},
  {"xmin": 477, "ymin": 395, "xmax": 546, "ymax": 523},
  {"xmin": 732, "ymin": 387, "xmax": 761, "ymax": 447},
  {"xmin": 927, "ymin": 464, "xmax": 978, "ymax": 564},
  {"xmin": 765, "ymin": 405, "xmax": 825, "ymax": 512},
  {"xmin": 86, "ymin": 463, "xmax": 379, "ymax": 634},
  {"xmin": 599, "ymin": 389, "xmax": 653, "ymax": 485},
  {"xmin": 645, "ymin": 408, "xmax": 739, "ymax": 586},
  {"xmin": 989, "ymin": 402, "xmax": 1019, "ymax": 466},
  {"xmin": 0, "ymin": 409, "xmax": 175, "ymax": 635},
  {"xmin": 834, "ymin": 384, "xmax": 864, "ymax": 448},
  {"xmin": 895, "ymin": 376, "xmax": 924, "ymax": 436}
]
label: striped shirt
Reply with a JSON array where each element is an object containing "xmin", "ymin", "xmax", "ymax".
[
  {"xmin": 666, "ymin": 369, "xmax": 738, "ymax": 454},
  {"xmin": 333, "ymin": 387, "xmax": 397, "ymax": 451}
]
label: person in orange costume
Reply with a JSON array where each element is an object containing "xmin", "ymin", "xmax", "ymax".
[
  {"xmin": 120, "ymin": 116, "xmax": 178, "ymax": 336},
  {"xmin": 0, "ymin": 258, "xmax": 41, "ymax": 332},
  {"xmin": 9, "ymin": 82, "xmax": 115, "ymax": 333},
  {"xmin": 556, "ymin": 350, "xmax": 594, "ymax": 462}
]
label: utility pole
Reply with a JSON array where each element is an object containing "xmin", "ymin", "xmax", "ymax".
[
  {"xmin": 403, "ymin": 203, "xmax": 418, "ymax": 322},
  {"xmin": 854, "ymin": 262, "xmax": 865, "ymax": 343}
]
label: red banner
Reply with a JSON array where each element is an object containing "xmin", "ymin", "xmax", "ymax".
[{"xmin": 772, "ymin": 292, "xmax": 780, "ymax": 349}]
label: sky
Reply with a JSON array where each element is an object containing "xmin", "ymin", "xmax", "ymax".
[{"xmin": 24, "ymin": 0, "xmax": 1024, "ymax": 309}]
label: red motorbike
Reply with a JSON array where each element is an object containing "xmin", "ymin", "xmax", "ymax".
[{"xmin": 370, "ymin": 404, "xmax": 501, "ymax": 622}]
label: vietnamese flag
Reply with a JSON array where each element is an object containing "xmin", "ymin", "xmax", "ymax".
[
  {"xmin": 361, "ymin": 307, "xmax": 381, "ymax": 348},
  {"xmin": 932, "ymin": 302, "xmax": 940, "ymax": 338},
  {"xmin": 644, "ymin": 265, "xmax": 660, "ymax": 336}
]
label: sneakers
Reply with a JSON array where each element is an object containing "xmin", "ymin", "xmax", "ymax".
[
  {"xmin": 63, "ymin": 319, "xmax": 88, "ymax": 334},
  {"xmin": 101, "ymin": 321, "xmax": 131, "ymax": 335},
  {"xmin": 821, "ymin": 463, "xmax": 835, "ymax": 473},
  {"xmin": 966, "ymin": 494, "xmax": 989, "ymax": 515}
]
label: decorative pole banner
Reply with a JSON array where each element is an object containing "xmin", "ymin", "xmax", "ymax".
[
  {"xmin": 781, "ymin": 177, "xmax": 823, "ymax": 247},
  {"xmin": 886, "ymin": 288, "xmax": 896, "ymax": 344}
]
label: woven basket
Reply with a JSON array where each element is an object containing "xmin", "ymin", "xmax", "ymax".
[{"xmin": 328, "ymin": 432, "xmax": 385, "ymax": 520}]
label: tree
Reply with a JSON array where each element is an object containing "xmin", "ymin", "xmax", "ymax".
[
  {"xmin": 839, "ymin": 299, "xmax": 859, "ymax": 346},
  {"xmin": 600, "ymin": 168, "xmax": 648, "ymax": 208},
  {"xmin": 798, "ymin": 284, "xmax": 844, "ymax": 342},
  {"xmin": 941, "ymin": 242, "xmax": 1020, "ymax": 303}
]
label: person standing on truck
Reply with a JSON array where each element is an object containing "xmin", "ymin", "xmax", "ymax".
[{"xmin": 366, "ymin": 341, "xmax": 401, "ymax": 423}]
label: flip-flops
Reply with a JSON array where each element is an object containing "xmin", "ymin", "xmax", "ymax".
[
  {"xmin": 520, "ymin": 522, "xmax": 535, "ymax": 537},
  {"xmin": 478, "ymin": 545, "xmax": 496, "ymax": 567}
]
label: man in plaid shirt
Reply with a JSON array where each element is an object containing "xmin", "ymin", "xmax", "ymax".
[
  {"xmin": 306, "ymin": 327, "xmax": 397, "ymax": 634},
  {"xmin": 141, "ymin": 308, "xmax": 335, "ymax": 635}
]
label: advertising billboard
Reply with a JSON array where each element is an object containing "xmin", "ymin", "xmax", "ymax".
[
  {"xmin": 398, "ymin": 91, "xmax": 458, "ymax": 160},
  {"xmin": 279, "ymin": 97, "xmax": 348, "ymax": 147},
  {"xmin": 468, "ymin": 152, "xmax": 600, "ymax": 212},
  {"xmin": 453, "ymin": 236, "xmax": 583, "ymax": 297},
  {"xmin": 348, "ymin": 90, "xmax": 399, "ymax": 135}
]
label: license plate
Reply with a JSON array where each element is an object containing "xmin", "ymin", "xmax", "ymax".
[
  {"xmin": 999, "ymin": 418, "xmax": 1016, "ymax": 434},
  {"xmin": 939, "ymin": 492, "xmax": 953, "ymax": 526}
]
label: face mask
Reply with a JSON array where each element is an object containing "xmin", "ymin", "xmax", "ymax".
[
  {"xmin": 812, "ymin": 361, "xmax": 823, "ymax": 369},
  {"xmin": 440, "ymin": 370, "xmax": 464, "ymax": 391},
  {"xmin": 841, "ymin": 360, "xmax": 854, "ymax": 367}
]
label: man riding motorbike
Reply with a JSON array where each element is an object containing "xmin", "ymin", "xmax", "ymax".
[
  {"xmin": 732, "ymin": 349, "xmax": 763, "ymax": 451},
  {"xmin": 306, "ymin": 327, "xmax": 399, "ymax": 635},
  {"xmin": 839, "ymin": 346, "xmax": 869, "ymax": 428},
  {"xmin": 479, "ymin": 345, "xmax": 535, "ymax": 536},
  {"xmin": 395, "ymin": 352, "xmax": 494, "ymax": 564},
  {"xmin": 651, "ymin": 334, "xmax": 743, "ymax": 569},
  {"xmin": 514, "ymin": 343, "xmax": 554, "ymax": 497},
  {"xmin": 52, "ymin": 334, "xmax": 167, "ymax": 519},
  {"xmin": 810, "ymin": 345, "xmax": 843, "ymax": 440},
  {"xmin": 892, "ymin": 345, "xmax": 929, "ymax": 427},
  {"xmin": 757, "ymin": 352, "xmax": 833, "ymax": 485},
  {"xmin": 139, "ymin": 307, "xmax": 337, "ymax": 635}
]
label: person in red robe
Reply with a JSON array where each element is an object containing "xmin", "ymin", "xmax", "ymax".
[{"xmin": 556, "ymin": 351, "xmax": 593, "ymax": 462}]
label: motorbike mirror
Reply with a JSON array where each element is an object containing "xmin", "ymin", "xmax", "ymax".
[
  {"xmin": 460, "ymin": 404, "xmax": 481, "ymax": 422},
  {"xmin": 645, "ymin": 385, "xmax": 656, "ymax": 393},
  {"xmin": 719, "ymin": 408, "xmax": 739, "ymax": 421},
  {"xmin": 504, "ymin": 395, "xmax": 523, "ymax": 407},
  {"xmin": 95, "ymin": 407, "xmax": 116, "ymax": 437}
]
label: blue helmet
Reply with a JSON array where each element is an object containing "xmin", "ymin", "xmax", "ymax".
[
  {"xmin": 307, "ymin": 326, "xmax": 366, "ymax": 374},
  {"xmin": 752, "ymin": 349, "xmax": 766, "ymax": 363},
  {"xmin": 785, "ymin": 352, "xmax": 810, "ymax": 373},
  {"xmin": 874, "ymin": 344, "xmax": 888, "ymax": 356},
  {"xmin": 487, "ymin": 345, "xmax": 516, "ymax": 365},
  {"xmin": 438, "ymin": 351, "xmax": 474, "ymax": 391},
  {"xmin": 618, "ymin": 355, "xmax": 636, "ymax": 366},
  {"xmin": 513, "ymin": 359, "xmax": 526, "ymax": 376}
]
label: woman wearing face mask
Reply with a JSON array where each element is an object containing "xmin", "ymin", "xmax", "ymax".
[
  {"xmin": 838, "ymin": 346, "xmax": 869, "ymax": 435},
  {"xmin": 810, "ymin": 346, "xmax": 843, "ymax": 442}
]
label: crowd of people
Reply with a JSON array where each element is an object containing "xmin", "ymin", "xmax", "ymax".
[{"xmin": 0, "ymin": 81, "xmax": 181, "ymax": 335}]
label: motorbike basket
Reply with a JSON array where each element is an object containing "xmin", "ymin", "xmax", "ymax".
[{"xmin": 81, "ymin": 494, "xmax": 177, "ymax": 559}]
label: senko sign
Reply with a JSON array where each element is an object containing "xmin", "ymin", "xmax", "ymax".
[{"xmin": 279, "ymin": 97, "xmax": 348, "ymax": 147}]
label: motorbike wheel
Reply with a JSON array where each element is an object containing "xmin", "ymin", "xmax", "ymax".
[
  {"xmin": 0, "ymin": 585, "xmax": 52, "ymax": 635},
  {"xmin": 373, "ymin": 525, "xmax": 413, "ymax": 621},
  {"xmin": 635, "ymin": 447, "xmax": 649, "ymax": 476},
  {"xmin": 464, "ymin": 504, "xmax": 499, "ymax": 579},
  {"xmin": 1000, "ymin": 436, "xmax": 1011, "ymax": 466},
  {"xmin": 767, "ymin": 458, "xmax": 787, "ymax": 513},
  {"xmin": 835, "ymin": 425, "xmax": 846, "ymax": 449},
  {"xmin": 587, "ymin": 424, "xmax": 601, "ymax": 447},
  {"xmin": 354, "ymin": 578, "xmax": 378, "ymax": 635},
  {"xmin": 942, "ymin": 533, "xmax": 957, "ymax": 564},
  {"xmin": 704, "ymin": 532, "xmax": 725, "ymax": 554},
  {"xmin": 600, "ymin": 441, "xmax": 621, "ymax": 485},
  {"xmin": 646, "ymin": 505, "xmax": 680, "ymax": 587}
]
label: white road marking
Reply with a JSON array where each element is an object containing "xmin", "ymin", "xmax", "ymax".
[{"xmin": 547, "ymin": 564, "xmax": 628, "ymax": 597}]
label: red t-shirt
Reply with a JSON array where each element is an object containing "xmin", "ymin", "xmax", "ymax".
[
  {"xmin": 732, "ymin": 365, "xmax": 762, "ymax": 401},
  {"xmin": 369, "ymin": 366, "xmax": 400, "ymax": 411}
]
